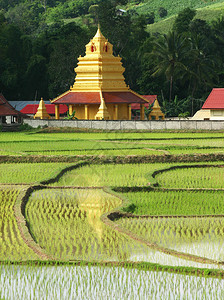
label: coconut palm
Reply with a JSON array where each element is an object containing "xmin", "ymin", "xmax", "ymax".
[
  {"xmin": 150, "ymin": 31, "xmax": 189, "ymax": 102},
  {"xmin": 183, "ymin": 34, "xmax": 219, "ymax": 114}
]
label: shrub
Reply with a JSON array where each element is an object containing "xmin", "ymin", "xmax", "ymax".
[{"xmin": 158, "ymin": 7, "xmax": 167, "ymax": 18}]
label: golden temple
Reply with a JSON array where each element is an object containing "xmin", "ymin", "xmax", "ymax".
[{"xmin": 51, "ymin": 26, "xmax": 163, "ymax": 120}]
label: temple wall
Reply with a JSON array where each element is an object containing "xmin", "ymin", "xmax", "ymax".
[
  {"xmin": 118, "ymin": 104, "xmax": 128, "ymax": 120},
  {"xmin": 87, "ymin": 104, "xmax": 99, "ymax": 119},
  {"xmin": 73, "ymin": 104, "xmax": 129, "ymax": 120},
  {"xmin": 106, "ymin": 104, "xmax": 115, "ymax": 119},
  {"xmin": 24, "ymin": 119, "xmax": 224, "ymax": 130},
  {"xmin": 74, "ymin": 105, "xmax": 85, "ymax": 119}
]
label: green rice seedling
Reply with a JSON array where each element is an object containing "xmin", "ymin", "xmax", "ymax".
[
  {"xmin": 1, "ymin": 131, "xmax": 224, "ymax": 156},
  {"xmin": 25, "ymin": 188, "xmax": 147, "ymax": 261},
  {"xmin": 50, "ymin": 162, "xmax": 224, "ymax": 188},
  {"xmin": 0, "ymin": 163, "xmax": 75, "ymax": 184},
  {"xmin": 2, "ymin": 264, "xmax": 224, "ymax": 299},
  {"xmin": 0, "ymin": 187, "xmax": 38, "ymax": 260},
  {"xmin": 116, "ymin": 216, "xmax": 224, "ymax": 262},
  {"xmin": 156, "ymin": 166, "xmax": 224, "ymax": 189},
  {"xmin": 121, "ymin": 190, "xmax": 224, "ymax": 216},
  {"xmin": 24, "ymin": 188, "xmax": 224, "ymax": 269}
]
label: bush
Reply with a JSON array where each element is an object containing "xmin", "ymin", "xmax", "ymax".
[
  {"xmin": 146, "ymin": 12, "xmax": 155, "ymax": 24},
  {"xmin": 158, "ymin": 7, "xmax": 167, "ymax": 18},
  {"xmin": 19, "ymin": 123, "xmax": 33, "ymax": 131}
]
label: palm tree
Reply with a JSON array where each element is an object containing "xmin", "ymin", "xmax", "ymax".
[
  {"xmin": 150, "ymin": 31, "xmax": 189, "ymax": 101},
  {"xmin": 182, "ymin": 34, "xmax": 219, "ymax": 115}
]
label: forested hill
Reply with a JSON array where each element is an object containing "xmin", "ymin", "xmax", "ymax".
[
  {"xmin": 1, "ymin": 0, "xmax": 224, "ymax": 35},
  {"xmin": 1, "ymin": 0, "xmax": 224, "ymax": 117}
]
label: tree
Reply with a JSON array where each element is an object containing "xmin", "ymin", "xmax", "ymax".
[
  {"xmin": 189, "ymin": 19, "xmax": 212, "ymax": 38},
  {"xmin": 145, "ymin": 12, "xmax": 155, "ymax": 24},
  {"xmin": 0, "ymin": 22, "xmax": 26, "ymax": 99},
  {"xmin": 158, "ymin": 7, "xmax": 167, "ymax": 18},
  {"xmin": 88, "ymin": 4, "xmax": 99, "ymax": 24},
  {"xmin": 46, "ymin": 22, "xmax": 89, "ymax": 98},
  {"xmin": 182, "ymin": 35, "xmax": 219, "ymax": 114},
  {"xmin": 150, "ymin": 31, "xmax": 189, "ymax": 102},
  {"xmin": 173, "ymin": 8, "xmax": 196, "ymax": 35},
  {"xmin": 5, "ymin": 2, "xmax": 44, "ymax": 34}
]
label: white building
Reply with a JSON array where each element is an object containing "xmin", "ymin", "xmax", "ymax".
[{"xmin": 192, "ymin": 88, "xmax": 224, "ymax": 120}]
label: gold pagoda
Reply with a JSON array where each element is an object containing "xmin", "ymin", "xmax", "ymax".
[
  {"xmin": 51, "ymin": 26, "xmax": 150, "ymax": 120},
  {"xmin": 34, "ymin": 98, "xmax": 50, "ymax": 120}
]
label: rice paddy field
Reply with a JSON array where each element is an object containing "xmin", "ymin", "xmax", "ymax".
[{"xmin": 0, "ymin": 129, "xmax": 224, "ymax": 298}]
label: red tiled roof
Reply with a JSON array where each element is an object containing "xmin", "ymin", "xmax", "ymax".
[
  {"xmin": 53, "ymin": 92, "xmax": 101, "ymax": 105},
  {"xmin": 202, "ymin": 88, "xmax": 224, "ymax": 109},
  {"xmin": 21, "ymin": 104, "xmax": 68, "ymax": 114},
  {"xmin": 103, "ymin": 92, "xmax": 148, "ymax": 104},
  {"xmin": 0, "ymin": 94, "xmax": 22, "ymax": 116},
  {"xmin": 132, "ymin": 95, "xmax": 157, "ymax": 109},
  {"xmin": 52, "ymin": 91, "xmax": 149, "ymax": 105}
]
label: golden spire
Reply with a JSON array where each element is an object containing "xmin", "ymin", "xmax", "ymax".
[
  {"xmin": 153, "ymin": 99, "xmax": 161, "ymax": 110},
  {"xmin": 95, "ymin": 91, "xmax": 111, "ymax": 120},
  {"xmin": 71, "ymin": 27, "xmax": 128, "ymax": 92},
  {"xmin": 93, "ymin": 24, "xmax": 105, "ymax": 40},
  {"xmin": 34, "ymin": 98, "xmax": 50, "ymax": 120}
]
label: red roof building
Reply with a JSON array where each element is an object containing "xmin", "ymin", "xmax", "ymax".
[
  {"xmin": 131, "ymin": 95, "xmax": 157, "ymax": 110},
  {"xmin": 0, "ymin": 94, "xmax": 23, "ymax": 125},
  {"xmin": 192, "ymin": 88, "xmax": 224, "ymax": 120},
  {"xmin": 21, "ymin": 104, "xmax": 68, "ymax": 115},
  {"xmin": 131, "ymin": 95, "xmax": 164, "ymax": 120},
  {"xmin": 202, "ymin": 88, "xmax": 224, "ymax": 110}
]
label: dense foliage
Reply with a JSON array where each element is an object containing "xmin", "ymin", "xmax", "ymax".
[{"xmin": 1, "ymin": 0, "xmax": 224, "ymax": 116}]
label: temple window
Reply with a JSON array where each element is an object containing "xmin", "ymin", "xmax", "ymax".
[
  {"xmin": 91, "ymin": 43, "xmax": 96, "ymax": 52},
  {"xmin": 103, "ymin": 42, "xmax": 108, "ymax": 52}
]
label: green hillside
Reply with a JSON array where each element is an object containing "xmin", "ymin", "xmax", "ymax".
[
  {"xmin": 2, "ymin": 0, "xmax": 224, "ymax": 115},
  {"xmin": 128, "ymin": 0, "xmax": 224, "ymax": 19},
  {"xmin": 145, "ymin": 1, "xmax": 224, "ymax": 33}
]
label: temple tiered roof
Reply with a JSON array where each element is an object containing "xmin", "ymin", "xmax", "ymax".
[{"xmin": 52, "ymin": 26, "xmax": 148, "ymax": 107}]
